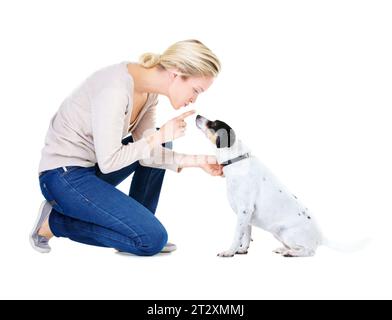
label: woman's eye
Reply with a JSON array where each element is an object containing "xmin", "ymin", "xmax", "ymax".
[{"xmin": 193, "ymin": 89, "xmax": 199, "ymax": 94}]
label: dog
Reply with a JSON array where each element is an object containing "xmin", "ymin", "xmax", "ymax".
[{"xmin": 195, "ymin": 114, "xmax": 323, "ymax": 257}]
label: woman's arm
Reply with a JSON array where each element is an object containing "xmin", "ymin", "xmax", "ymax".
[{"xmin": 177, "ymin": 154, "xmax": 223, "ymax": 176}]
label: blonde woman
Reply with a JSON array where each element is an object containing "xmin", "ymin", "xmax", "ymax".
[{"xmin": 31, "ymin": 40, "xmax": 222, "ymax": 256}]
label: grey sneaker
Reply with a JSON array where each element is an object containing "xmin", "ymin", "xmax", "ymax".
[
  {"xmin": 116, "ymin": 242, "xmax": 177, "ymax": 255},
  {"xmin": 161, "ymin": 242, "xmax": 177, "ymax": 253},
  {"xmin": 29, "ymin": 200, "xmax": 52, "ymax": 253}
]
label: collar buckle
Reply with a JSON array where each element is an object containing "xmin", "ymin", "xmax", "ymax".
[{"xmin": 221, "ymin": 153, "xmax": 250, "ymax": 167}]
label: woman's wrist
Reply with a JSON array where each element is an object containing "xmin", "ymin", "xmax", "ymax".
[
  {"xmin": 178, "ymin": 155, "xmax": 213, "ymax": 169},
  {"xmin": 178, "ymin": 155, "xmax": 197, "ymax": 169},
  {"xmin": 145, "ymin": 131, "xmax": 163, "ymax": 149}
]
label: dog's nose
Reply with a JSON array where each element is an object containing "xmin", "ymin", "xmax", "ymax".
[{"xmin": 196, "ymin": 115, "xmax": 201, "ymax": 120}]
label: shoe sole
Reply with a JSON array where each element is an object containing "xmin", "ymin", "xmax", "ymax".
[
  {"xmin": 29, "ymin": 201, "xmax": 51, "ymax": 253},
  {"xmin": 29, "ymin": 236, "xmax": 51, "ymax": 253},
  {"xmin": 160, "ymin": 245, "xmax": 177, "ymax": 253}
]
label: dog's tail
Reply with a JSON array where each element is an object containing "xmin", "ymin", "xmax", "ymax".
[{"xmin": 321, "ymin": 237, "xmax": 371, "ymax": 253}]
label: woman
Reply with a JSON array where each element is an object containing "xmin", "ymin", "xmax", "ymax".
[{"xmin": 30, "ymin": 39, "xmax": 222, "ymax": 256}]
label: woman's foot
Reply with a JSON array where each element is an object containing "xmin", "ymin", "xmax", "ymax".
[
  {"xmin": 160, "ymin": 242, "xmax": 177, "ymax": 253},
  {"xmin": 29, "ymin": 200, "xmax": 53, "ymax": 253},
  {"xmin": 115, "ymin": 242, "xmax": 177, "ymax": 255},
  {"xmin": 38, "ymin": 217, "xmax": 54, "ymax": 239}
]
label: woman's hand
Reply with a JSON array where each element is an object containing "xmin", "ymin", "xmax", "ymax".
[
  {"xmin": 145, "ymin": 110, "xmax": 195, "ymax": 149},
  {"xmin": 200, "ymin": 162, "xmax": 224, "ymax": 176},
  {"xmin": 199, "ymin": 155, "xmax": 224, "ymax": 176},
  {"xmin": 157, "ymin": 110, "xmax": 196, "ymax": 144}
]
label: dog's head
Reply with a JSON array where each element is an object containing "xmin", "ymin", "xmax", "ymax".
[{"xmin": 195, "ymin": 115, "xmax": 236, "ymax": 148}]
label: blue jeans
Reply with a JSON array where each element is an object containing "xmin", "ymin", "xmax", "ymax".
[{"xmin": 38, "ymin": 135, "xmax": 171, "ymax": 256}]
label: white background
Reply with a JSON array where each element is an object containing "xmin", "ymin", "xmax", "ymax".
[{"xmin": 0, "ymin": 0, "xmax": 391, "ymax": 300}]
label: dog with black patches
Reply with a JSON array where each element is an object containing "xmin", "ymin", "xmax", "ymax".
[{"xmin": 195, "ymin": 114, "xmax": 323, "ymax": 257}]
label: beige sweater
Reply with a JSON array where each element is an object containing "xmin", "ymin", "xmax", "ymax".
[{"xmin": 38, "ymin": 61, "xmax": 183, "ymax": 174}]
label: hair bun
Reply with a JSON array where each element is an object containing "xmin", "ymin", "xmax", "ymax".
[{"xmin": 139, "ymin": 52, "xmax": 161, "ymax": 68}]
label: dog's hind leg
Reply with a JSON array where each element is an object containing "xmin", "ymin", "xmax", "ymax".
[
  {"xmin": 272, "ymin": 232, "xmax": 290, "ymax": 255},
  {"xmin": 282, "ymin": 246, "xmax": 315, "ymax": 257},
  {"xmin": 273, "ymin": 246, "xmax": 290, "ymax": 255},
  {"xmin": 279, "ymin": 231, "xmax": 316, "ymax": 257},
  {"xmin": 274, "ymin": 228, "xmax": 317, "ymax": 257}
]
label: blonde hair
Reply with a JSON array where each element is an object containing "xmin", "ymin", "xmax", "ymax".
[{"xmin": 139, "ymin": 39, "xmax": 221, "ymax": 78}]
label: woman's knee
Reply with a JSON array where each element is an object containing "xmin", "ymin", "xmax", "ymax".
[
  {"xmin": 136, "ymin": 223, "xmax": 168, "ymax": 256},
  {"xmin": 146, "ymin": 225, "xmax": 168, "ymax": 255}
]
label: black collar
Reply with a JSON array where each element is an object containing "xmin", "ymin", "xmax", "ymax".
[{"xmin": 221, "ymin": 153, "xmax": 250, "ymax": 167}]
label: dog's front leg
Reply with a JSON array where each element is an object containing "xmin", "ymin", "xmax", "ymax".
[
  {"xmin": 237, "ymin": 225, "xmax": 252, "ymax": 254},
  {"xmin": 218, "ymin": 209, "xmax": 253, "ymax": 257}
]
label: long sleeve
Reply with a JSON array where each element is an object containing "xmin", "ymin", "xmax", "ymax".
[
  {"xmin": 91, "ymin": 87, "xmax": 153, "ymax": 174},
  {"xmin": 132, "ymin": 99, "xmax": 185, "ymax": 172}
]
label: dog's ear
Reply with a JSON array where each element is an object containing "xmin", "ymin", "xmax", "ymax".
[
  {"xmin": 216, "ymin": 135, "xmax": 221, "ymax": 148},
  {"xmin": 216, "ymin": 128, "xmax": 236, "ymax": 148}
]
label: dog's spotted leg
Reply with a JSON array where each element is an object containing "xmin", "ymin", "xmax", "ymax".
[
  {"xmin": 237, "ymin": 225, "xmax": 252, "ymax": 254},
  {"xmin": 218, "ymin": 208, "xmax": 253, "ymax": 258}
]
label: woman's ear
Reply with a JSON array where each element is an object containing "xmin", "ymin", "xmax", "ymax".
[
  {"xmin": 169, "ymin": 72, "xmax": 176, "ymax": 82},
  {"xmin": 168, "ymin": 69, "xmax": 179, "ymax": 81}
]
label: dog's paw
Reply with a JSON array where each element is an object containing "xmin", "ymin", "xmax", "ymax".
[
  {"xmin": 273, "ymin": 247, "xmax": 288, "ymax": 255},
  {"xmin": 217, "ymin": 250, "xmax": 236, "ymax": 257},
  {"xmin": 236, "ymin": 248, "xmax": 249, "ymax": 254},
  {"xmin": 283, "ymin": 253, "xmax": 295, "ymax": 258}
]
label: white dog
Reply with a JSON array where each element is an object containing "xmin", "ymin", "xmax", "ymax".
[{"xmin": 196, "ymin": 114, "xmax": 323, "ymax": 257}]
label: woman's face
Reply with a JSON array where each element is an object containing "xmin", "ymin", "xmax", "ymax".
[{"xmin": 168, "ymin": 72, "xmax": 214, "ymax": 109}]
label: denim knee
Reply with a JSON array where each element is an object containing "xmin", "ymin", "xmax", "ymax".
[{"xmin": 139, "ymin": 224, "xmax": 168, "ymax": 256}]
